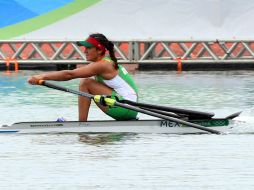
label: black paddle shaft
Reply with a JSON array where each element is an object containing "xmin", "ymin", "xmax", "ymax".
[
  {"xmin": 121, "ymin": 100, "xmax": 214, "ymax": 120},
  {"xmin": 114, "ymin": 101, "xmax": 221, "ymax": 134}
]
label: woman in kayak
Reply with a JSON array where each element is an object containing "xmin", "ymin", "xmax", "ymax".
[{"xmin": 28, "ymin": 33, "xmax": 138, "ymax": 121}]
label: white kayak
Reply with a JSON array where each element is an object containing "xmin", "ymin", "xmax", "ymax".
[{"xmin": 0, "ymin": 117, "xmax": 236, "ymax": 134}]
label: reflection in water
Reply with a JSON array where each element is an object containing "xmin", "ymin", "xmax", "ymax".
[{"xmin": 78, "ymin": 133, "xmax": 136, "ymax": 145}]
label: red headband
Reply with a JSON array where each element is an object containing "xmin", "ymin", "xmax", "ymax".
[{"xmin": 86, "ymin": 37, "xmax": 106, "ymax": 52}]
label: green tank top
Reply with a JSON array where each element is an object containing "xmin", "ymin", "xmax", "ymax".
[{"xmin": 95, "ymin": 56, "xmax": 138, "ymax": 94}]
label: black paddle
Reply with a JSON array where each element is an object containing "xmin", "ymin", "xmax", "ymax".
[
  {"xmin": 120, "ymin": 100, "xmax": 214, "ymax": 119},
  {"xmin": 38, "ymin": 80, "xmax": 222, "ymax": 134}
]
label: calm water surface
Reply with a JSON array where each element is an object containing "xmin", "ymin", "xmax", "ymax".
[{"xmin": 0, "ymin": 70, "xmax": 254, "ymax": 190}]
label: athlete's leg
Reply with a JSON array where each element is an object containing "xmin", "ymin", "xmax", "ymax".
[{"xmin": 79, "ymin": 78, "xmax": 113, "ymax": 121}]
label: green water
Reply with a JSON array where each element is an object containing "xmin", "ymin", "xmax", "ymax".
[{"xmin": 0, "ymin": 70, "xmax": 254, "ymax": 190}]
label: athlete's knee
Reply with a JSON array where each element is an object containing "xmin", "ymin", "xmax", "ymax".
[{"xmin": 79, "ymin": 78, "xmax": 96, "ymax": 91}]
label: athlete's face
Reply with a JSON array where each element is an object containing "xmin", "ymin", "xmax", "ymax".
[{"xmin": 85, "ymin": 47, "xmax": 103, "ymax": 62}]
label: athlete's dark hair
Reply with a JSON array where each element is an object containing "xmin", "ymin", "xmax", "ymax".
[{"xmin": 90, "ymin": 33, "xmax": 118, "ymax": 69}]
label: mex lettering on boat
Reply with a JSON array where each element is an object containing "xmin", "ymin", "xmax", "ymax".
[{"xmin": 160, "ymin": 120, "xmax": 181, "ymax": 127}]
